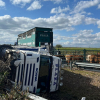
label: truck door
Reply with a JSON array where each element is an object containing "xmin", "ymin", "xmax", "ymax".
[{"xmin": 37, "ymin": 55, "xmax": 52, "ymax": 93}]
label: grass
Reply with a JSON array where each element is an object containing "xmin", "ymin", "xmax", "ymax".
[
  {"xmin": 56, "ymin": 47, "xmax": 100, "ymax": 50},
  {"xmin": 54, "ymin": 47, "xmax": 100, "ymax": 55},
  {"xmin": 0, "ymin": 71, "xmax": 30, "ymax": 100}
]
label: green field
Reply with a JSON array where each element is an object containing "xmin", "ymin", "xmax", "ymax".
[
  {"xmin": 55, "ymin": 47, "xmax": 100, "ymax": 50},
  {"xmin": 53, "ymin": 47, "xmax": 100, "ymax": 56}
]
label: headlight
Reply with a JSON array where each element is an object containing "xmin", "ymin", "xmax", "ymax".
[
  {"xmin": 59, "ymin": 82, "xmax": 63, "ymax": 86},
  {"xmin": 61, "ymin": 70, "xmax": 64, "ymax": 74},
  {"xmin": 60, "ymin": 76, "xmax": 63, "ymax": 80}
]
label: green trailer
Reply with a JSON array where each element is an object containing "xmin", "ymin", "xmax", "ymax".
[{"xmin": 18, "ymin": 27, "xmax": 53, "ymax": 48}]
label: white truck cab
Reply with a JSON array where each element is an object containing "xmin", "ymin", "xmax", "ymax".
[{"xmin": 8, "ymin": 48, "xmax": 63, "ymax": 94}]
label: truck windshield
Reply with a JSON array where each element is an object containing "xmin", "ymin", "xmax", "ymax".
[{"xmin": 37, "ymin": 55, "xmax": 52, "ymax": 93}]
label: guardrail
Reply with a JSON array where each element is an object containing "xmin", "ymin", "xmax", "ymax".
[{"xmin": 70, "ymin": 61, "xmax": 100, "ymax": 70}]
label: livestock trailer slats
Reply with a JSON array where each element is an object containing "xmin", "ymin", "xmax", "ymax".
[{"xmin": 18, "ymin": 27, "xmax": 53, "ymax": 47}]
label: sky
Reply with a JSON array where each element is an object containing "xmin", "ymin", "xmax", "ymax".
[{"xmin": 0, "ymin": 0, "xmax": 100, "ymax": 48}]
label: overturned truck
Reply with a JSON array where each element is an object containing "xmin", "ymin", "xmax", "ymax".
[{"xmin": 0, "ymin": 45, "xmax": 63, "ymax": 96}]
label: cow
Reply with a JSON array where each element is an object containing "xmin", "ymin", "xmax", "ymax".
[
  {"xmin": 89, "ymin": 54, "xmax": 100, "ymax": 63},
  {"xmin": 89, "ymin": 55, "xmax": 96, "ymax": 63},
  {"xmin": 65, "ymin": 55, "xmax": 83, "ymax": 64},
  {"xmin": 65, "ymin": 55, "xmax": 73, "ymax": 64},
  {"xmin": 86, "ymin": 55, "xmax": 91, "ymax": 62},
  {"xmin": 97, "ymin": 52, "xmax": 100, "ymax": 55},
  {"xmin": 94, "ymin": 56, "xmax": 100, "ymax": 63},
  {"xmin": 55, "ymin": 55, "xmax": 65, "ymax": 60},
  {"xmin": 72, "ymin": 55, "xmax": 83, "ymax": 62},
  {"xmin": 65, "ymin": 53, "xmax": 100, "ymax": 64}
]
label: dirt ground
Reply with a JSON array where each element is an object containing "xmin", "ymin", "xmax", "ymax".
[{"xmin": 42, "ymin": 67, "xmax": 100, "ymax": 100}]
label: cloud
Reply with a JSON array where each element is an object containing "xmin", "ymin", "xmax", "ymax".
[
  {"xmin": 73, "ymin": 30, "xmax": 94, "ymax": 37},
  {"xmin": 0, "ymin": 13, "xmax": 87, "ymax": 34},
  {"xmin": 0, "ymin": 31, "xmax": 17, "ymax": 44},
  {"xmin": 54, "ymin": 30, "xmax": 100, "ymax": 47},
  {"xmin": 97, "ymin": 20, "xmax": 100, "ymax": 28},
  {"xmin": 43, "ymin": 0, "xmax": 62, "ymax": 4},
  {"xmin": 72, "ymin": 30, "xmax": 100, "ymax": 47},
  {"xmin": 50, "ymin": 6, "xmax": 70, "ymax": 14},
  {"xmin": 0, "ymin": 0, "xmax": 5, "ymax": 7},
  {"xmin": 0, "ymin": 14, "xmax": 85, "ymax": 44},
  {"xmin": 10, "ymin": 0, "xmax": 31, "ymax": 7},
  {"xmin": 85, "ymin": 17, "xmax": 99, "ymax": 25},
  {"xmin": 87, "ymin": 12, "xmax": 92, "ymax": 15},
  {"xmin": 71, "ymin": 0, "xmax": 100, "ymax": 14},
  {"xmin": 67, "ymin": 13, "xmax": 85, "ymax": 26},
  {"xmin": 53, "ymin": 34, "xmax": 71, "ymax": 46},
  {"xmin": 98, "ymin": 4, "xmax": 100, "ymax": 9},
  {"xmin": 53, "ymin": 34, "xmax": 72, "ymax": 41},
  {"xmin": 9, "ymin": 14, "xmax": 76, "ymax": 31},
  {"xmin": 27, "ymin": 0, "xmax": 42, "ymax": 10}
]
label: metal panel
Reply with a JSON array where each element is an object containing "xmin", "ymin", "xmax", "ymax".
[
  {"xmin": 75, "ymin": 62, "xmax": 100, "ymax": 68},
  {"xmin": 22, "ymin": 53, "xmax": 40, "ymax": 93},
  {"xmin": 22, "ymin": 59, "xmax": 36, "ymax": 92},
  {"xmin": 15, "ymin": 51, "xmax": 40, "ymax": 93},
  {"xmin": 50, "ymin": 56, "xmax": 61, "ymax": 92},
  {"xmin": 75, "ymin": 62, "xmax": 100, "ymax": 66},
  {"xmin": 15, "ymin": 60, "xmax": 24, "ymax": 85}
]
